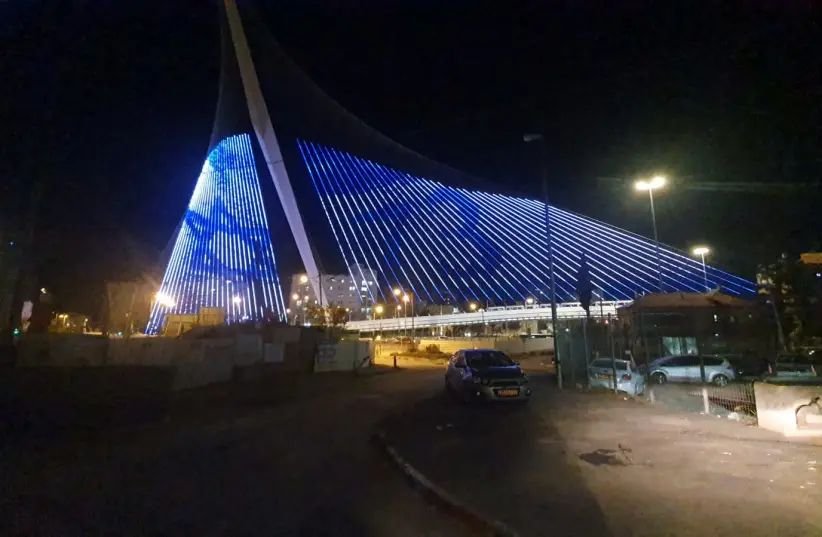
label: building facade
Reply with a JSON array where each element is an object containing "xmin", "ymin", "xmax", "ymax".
[
  {"xmin": 617, "ymin": 292, "xmax": 773, "ymax": 363},
  {"xmin": 287, "ymin": 264, "xmax": 379, "ymax": 323}
]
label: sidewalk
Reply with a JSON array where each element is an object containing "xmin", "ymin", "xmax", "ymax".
[{"xmin": 381, "ymin": 374, "xmax": 822, "ymax": 537}]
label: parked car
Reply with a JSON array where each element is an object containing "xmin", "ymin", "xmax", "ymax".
[
  {"xmin": 770, "ymin": 355, "xmax": 818, "ymax": 378},
  {"xmin": 722, "ymin": 354, "xmax": 769, "ymax": 379},
  {"xmin": 445, "ymin": 349, "xmax": 532, "ymax": 402},
  {"xmin": 587, "ymin": 358, "xmax": 645, "ymax": 396},
  {"xmin": 648, "ymin": 355, "xmax": 736, "ymax": 386}
]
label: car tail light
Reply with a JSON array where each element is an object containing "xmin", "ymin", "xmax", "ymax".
[{"xmin": 621, "ymin": 374, "xmax": 632, "ymax": 381}]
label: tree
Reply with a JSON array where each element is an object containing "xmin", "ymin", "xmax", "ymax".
[{"xmin": 757, "ymin": 253, "xmax": 822, "ymax": 349}]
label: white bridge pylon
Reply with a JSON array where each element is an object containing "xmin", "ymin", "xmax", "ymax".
[{"xmin": 345, "ymin": 300, "xmax": 633, "ymax": 333}]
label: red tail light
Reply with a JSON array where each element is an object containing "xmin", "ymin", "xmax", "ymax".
[{"xmin": 621, "ymin": 374, "xmax": 632, "ymax": 381}]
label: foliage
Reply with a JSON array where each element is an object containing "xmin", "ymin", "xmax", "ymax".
[
  {"xmin": 757, "ymin": 254, "xmax": 822, "ymax": 349},
  {"xmin": 304, "ymin": 304, "xmax": 349, "ymax": 327},
  {"xmin": 424, "ymin": 343, "xmax": 440, "ymax": 354}
]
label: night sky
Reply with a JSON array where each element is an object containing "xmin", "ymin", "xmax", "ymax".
[{"xmin": 3, "ymin": 0, "xmax": 821, "ymax": 317}]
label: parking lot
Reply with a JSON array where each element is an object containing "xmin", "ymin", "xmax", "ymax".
[{"xmin": 381, "ymin": 368, "xmax": 822, "ymax": 537}]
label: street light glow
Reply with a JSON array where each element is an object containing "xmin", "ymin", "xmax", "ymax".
[
  {"xmin": 402, "ymin": 294, "xmax": 410, "ymax": 303},
  {"xmin": 692, "ymin": 246, "xmax": 711, "ymax": 256},
  {"xmin": 469, "ymin": 302, "xmax": 478, "ymax": 311},
  {"xmin": 396, "ymin": 304, "xmax": 402, "ymax": 311},
  {"xmin": 232, "ymin": 295, "xmax": 242, "ymax": 304},
  {"xmin": 291, "ymin": 293, "xmax": 299, "ymax": 301},
  {"xmin": 375, "ymin": 304, "xmax": 384, "ymax": 314},
  {"xmin": 155, "ymin": 291, "xmax": 176, "ymax": 308},
  {"xmin": 525, "ymin": 297, "xmax": 535, "ymax": 305},
  {"xmin": 299, "ymin": 274, "xmax": 309, "ymax": 284},
  {"xmin": 392, "ymin": 287, "xmax": 402, "ymax": 297},
  {"xmin": 634, "ymin": 175, "xmax": 667, "ymax": 191}
]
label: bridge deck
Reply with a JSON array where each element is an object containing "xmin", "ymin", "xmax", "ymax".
[{"xmin": 345, "ymin": 300, "xmax": 632, "ymax": 332}]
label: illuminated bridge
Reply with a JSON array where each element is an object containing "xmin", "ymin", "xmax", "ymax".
[
  {"xmin": 346, "ymin": 301, "xmax": 632, "ymax": 333},
  {"xmin": 146, "ymin": 1, "xmax": 755, "ymax": 334}
]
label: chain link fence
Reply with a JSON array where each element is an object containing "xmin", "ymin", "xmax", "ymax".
[{"xmin": 646, "ymin": 381, "xmax": 757, "ymax": 424}]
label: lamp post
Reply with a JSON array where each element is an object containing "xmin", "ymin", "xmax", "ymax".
[
  {"xmin": 375, "ymin": 304, "xmax": 384, "ymax": 338},
  {"xmin": 692, "ymin": 246, "xmax": 711, "ymax": 291},
  {"xmin": 300, "ymin": 273, "xmax": 325, "ymax": 325},
  {"xmin": 402, "ymin": 292, "xmax": 414, "ymax": 339},
  {"xmin": 634, "ymin": 175, "xmax": 667, "ymax": 291},
  {"xmin": 524, "ymin": 132, "xmax": 562, "ymax": 388}
]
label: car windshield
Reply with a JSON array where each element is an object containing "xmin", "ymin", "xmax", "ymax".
[{"xmin": 465, "ymin": 351, "xmax": 514, "ymax": 368}]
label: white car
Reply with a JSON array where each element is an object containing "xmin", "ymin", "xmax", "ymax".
[{"xmin": 588, "ymin": 358, "xmax": 645, "ymax": 396}]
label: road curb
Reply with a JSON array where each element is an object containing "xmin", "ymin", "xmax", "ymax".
[{"xmin": 371, "ymin": 431, "xmax": 520, "ymax": 537}]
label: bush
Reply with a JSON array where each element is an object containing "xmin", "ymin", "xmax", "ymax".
[{"xmin": 425, "ymin": 344, "xmax": 441, "ymax": 354}]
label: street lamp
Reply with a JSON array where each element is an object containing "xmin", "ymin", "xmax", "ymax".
[
  {"xmin": 634, "ymin": 175, "xmax": 667, "ymax": 291},
  {"xmin": 402, "ymin": 292, "xmax": 415, "ymax": 338},
  {"xmin": 469, "ymin": 302, "xmax": 478, "ymax": 311},
  {"xmin": 524, "ymin": 132, "xmax": 562, "ymax": 388},
  {"xmin": 525, "ymin": 297, "xmax": 535, "ymax": 306},
  {"xmin": 692, "ymin": 246, "xmax": 711, "ymax": 291},
  {"xmin": 155, "ymin": 291, "xmax": 176, "ymax": 308}
]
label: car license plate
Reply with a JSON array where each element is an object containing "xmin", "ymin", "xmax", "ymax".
[{"xmin": 496, "ymin": 388, "xmax": 519, "ymax": 397}]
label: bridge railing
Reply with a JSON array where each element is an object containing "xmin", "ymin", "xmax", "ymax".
[{"xmin": 345, "ymin": 300, "xmax": 633, "ymax": 332}]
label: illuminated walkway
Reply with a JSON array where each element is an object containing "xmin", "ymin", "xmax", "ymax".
[{"xmin": 345, "ymin": 300, "xmax": 632, "ymax": 333}]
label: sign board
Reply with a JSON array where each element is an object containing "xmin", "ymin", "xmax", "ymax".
[{"xmin": 800, "ymin": 252, "xmax": 822, "ymax": 265}]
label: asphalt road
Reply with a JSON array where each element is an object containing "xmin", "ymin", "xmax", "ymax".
[
  {"xmin": 383, "ymin": 368, "xmax": 822, "ymax": 537},
  {"xmin": 0, "ymin": 368, "xmax": 472, "ymax": 536}
]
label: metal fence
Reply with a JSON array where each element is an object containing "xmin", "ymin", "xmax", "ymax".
[{"xmin": 646, "ymin": 381, "xmax": 757, "ymax": 423}]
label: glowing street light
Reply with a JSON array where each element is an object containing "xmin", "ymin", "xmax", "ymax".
[
  {"xmin": 692, "ymin": 246, "xmax": 711, "ymax": 291},
  {"xmin": 469, "ymin": 302, "xmax": 478, "ymax": 311},
  {"xmin": 375, "ymin": 304, "xmax": 384, "ymax": 315},
  {"xmin": 634, "ymin": 175, "xmax": 667, "ymax": 290},
  {"xmin": 525, "ymin": 297, "xmax": 535, "ymax": 306},
  {"xmin": 299, "ymin": 274, "xmax": 309, "ymax": 284},
  {"xmin": 155, "ymin": 291, "xmax": 176, "ymax": 308},
  {"xmin": 232, "ymin": 295, "xmax": 242, "ymax": 305},
  {"xmin": 392, "ymin": 287, "xmax": 402, "ymax": 297},
  {"xmin": 634, "ymin": 175, "xmax": 667, "ymax": 192},
  {"xmin": 291, "ymin": 293, "xmax": 299, "ymax": 301}
]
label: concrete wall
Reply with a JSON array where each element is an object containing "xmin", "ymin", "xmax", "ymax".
[
  {"xmin": 17, "ymin": 334, "xmax": 108, "ymax": 367},
  {"xmin": 378, "ymin": 337, "xmax": 553, "ymax": 358},
  {"xmin": 314, "ymin": 340, "xmax": 373, "ymax": 372},
  {"xmin": 754, "ymin": 381, "xmax": 822, "ymax": 437}
]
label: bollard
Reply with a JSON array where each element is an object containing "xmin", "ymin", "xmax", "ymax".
[
  {"xmin": 702, "ymin": 386, "xmax": 710, "ymax": 414},
  {"xmin": 649, "ymin": 388, "xmax": 655, "ymax": 403},
  {"xmin": 393, "ymin": 353, "xmax": 398, "ymax": 369}
]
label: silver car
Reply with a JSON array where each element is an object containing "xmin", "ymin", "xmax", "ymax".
[
  {"xmin": 588, "ymin": 358, "xmax": 645, "ymax": 396},
  {"xmin": 649, "ymin": 355, "xmax": 736, "ymax": 386},
  {"xmin": 445, "ymin": 349, "xmax": 532, "ymax": 402}
]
